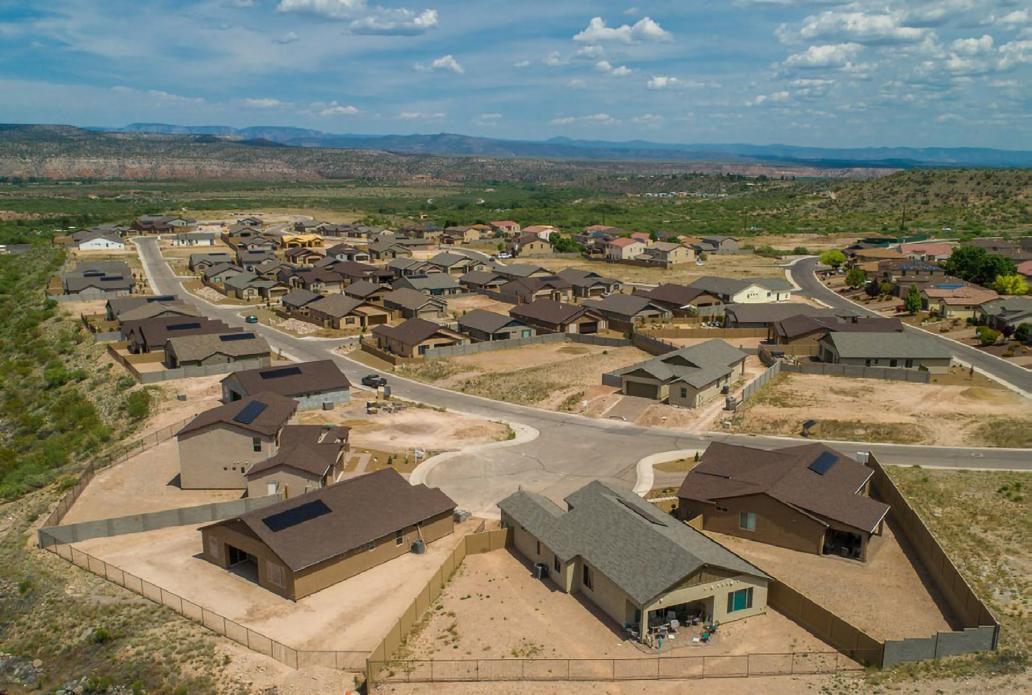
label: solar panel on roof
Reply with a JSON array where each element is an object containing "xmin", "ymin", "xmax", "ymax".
[
  {"xmin": 148, "ymin": 295, "xmax": 176, "ymax": 302},
  {"xmin": 219, "ymin": 333, "xmax": 256, "ymax": 342},
  {"xmin": 260, "ymin": 366, "xmax": 302, "ymax": 379},
  {"xmin": 168, "ymin": 322, "xmax": 202, "ymax": 331},
  {"xmin": 808, "ymin": 451, "xmax": 838, "ymax": 476},
  {"xmin": 262, "ymin": 499, "xmax": 331, "ymax": 532},
  {"xmin": 232, "ymin": 400, "xmax": 267, "ymax": 425}
]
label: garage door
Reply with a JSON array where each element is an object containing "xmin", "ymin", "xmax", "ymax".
[
  {"xmin": 579, "ymin": 321, "xmax": 599, "ymax": 334},
  {"xmin": 625, "ymin": 381, "xmax": 659, "ymax": 399}
]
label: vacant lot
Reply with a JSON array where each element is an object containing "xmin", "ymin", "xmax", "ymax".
[
  {"xmin": 530, "ymin": 254, "xmax": 784, "ymax": 285},
  {"xmin": 448, "ymin": 294, "xmax": 517, "ymax": 318},
  {"xmin": 396, "ymin": 343, "xmax": 651, "ymax": 413},
  {"xmin": 729, "ymin": 371, "xmax": 1032, "ymax": 447},
  {"xmin": 403, "ymin": 550, "xmax": 836, "ymax": 662},
  {"xmin": 887, "ymin": 466, "xmax": 1031, "ymax": 655},
  {"xmin": 73, "ymin": 519, "xmax": 479, "ymax": 654},
  {"xmin": 707, "ymin": 523, "xmax": 956, "ymax": 642}
]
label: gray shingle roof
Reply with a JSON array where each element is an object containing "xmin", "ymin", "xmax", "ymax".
[
  {"xmin": 458, "ymin": 309, "xmax": 526, "ymax": 334},
  {"xmin": 584, "ymin": 294, "xmax": 668, "ymax": 319},
  {"xmin": 499, "ymin": 481, "xmax": 767, "ymax": 605},
  {"xmin": 382, "ymin": 287, "xmax": 444, "ymax": 311},
  {"xmin": 397, "ymin": 274, "xmax": 461, "ymax": 292},
  {"xmin": 724, "ymin": 303, "xmax": 853, "ymax": 326},
  {"xmin": 166, "ymin": 331, "xmax": 270, "ymax": 362},
  {"xmin": 613, "ymin": 340, "xmax": 746, "ymax": 388},
  {"xmin": 307, "ymin": 294, "xmax": 364, "ymax": 318},
  {"xmin": 822, "ymin": 332, "xmax": 954, "ymax": 360}
]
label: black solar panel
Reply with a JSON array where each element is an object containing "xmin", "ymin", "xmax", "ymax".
[
  {"xmin": 219, "ymin": 333, "xmax": 256, "ymax": 342},
  {"xmin": 168, "ymin": 322, "xmax": 202, "ymax": 331},
  {"xmin": 262, "ymin": 499, "xmax": 331, "ymax": 532},
  {"xmin": 148, "ymin": 295, "xmax": 176, "ymax": 303},
  {"xmin": 808, "ymin": 451, "xmax": 838, "ymax": 476},
  {"xmin": 260, "ymin": 366, "xmax": 302, "ymax": 379},
  {"xmin": 232, "ymin": 400, "xmax": 267, "ymax": 425}
]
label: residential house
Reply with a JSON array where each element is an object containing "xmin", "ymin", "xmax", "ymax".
[
  {"xmin": 121, "ymin": 315, "xmax": 232, "ymax": 353},
  {"xmin": 499, "ymin": 276, "xmax": 573, "ymax": 304},
  {"xmin": 458, "ymin": 270, "xmax": 508, "ymax": 294},
  {"xmin": 189, "ymin": 253, "xmax": 233, "ymax": 273},
  {"xmin": 923, "ymin": 286, "xmax": 999, "ymax": 320},
  {"xmin": 677, "ymin": 443, "xmax": 889, "ymax": 562},
  {"xmin": 769, "ymin": 315, "xmax": 904, "ymax": 347},
  {"xmin": 343, "ymin": 279, "xmax": 392, "ymax": 304},
  {"xmin": 325, "ymin": 243, "xmax": 370, "ymax": 263},
  {"xmin": 381, "ymin": 288, "xmax": 448, "ymax": 319},
  {"xmin": 458, "ymin": 309, "xmax": 535, "ymax": 342},
  {"xmin": 61, "ymin": 264, "xmax": 135, "ymax": 296},
  {"xmin": 243, "ymin": 425, "xmax": 350, "ymax": 499},
  {"xmin": 281, "ymin": 289, "xmax": 322, "ymax": 318},
  {"xmin": 491, "ymin": 263, "xmax": 551, "ymax": 281},
  {"xmin": 176, "ymin": 392, "xmax": 298, "ymax": 489},
  {"xmin": 583, "ymin": 294, "xmax": 672, "ymax": 329},
  {"xmin": 638, "ymin": 284, "xmax": 723, "ymax": 318},
  {"xmin": 370, "ymin": 319, "xmax": 467, "ymax": 357},
  {"xmin": 499, "ymin": 481, "xmax": 769, "ymax": 640},
  {"xmin": 221, "ymin": 360, "xmax": 351, "ymax": 410},
  {"xmin": 689, "ymin": 277, "xmax": 794, "ymax": 304},
  {"xmin": 72, "ymin": 230, "xmax": 124, "ymax": 250},
  {"xmin": 427, "ymin": 252, "xmax": 487, "ymax": 276},
  {"xmin": 292, "ymin": 268, "xmax": 347, "ymax": 294},
  {"xmin": 306, "ymin": 294, "xmax": 391, "ymax": 330},
  {"xmin": 523, "ymin": 225, "xmax": 557, "ymax": 240},
  {"xmin": 977, "ymin": 296, "xmax": 1032, "ymax": 331},
  {"xmin": 199, "ymin": 468, "xmax": 455, "ymax": 600},
  {"xmin": 202, "ymin": 263, "xmax": 246, "ymax": 289},
  {"xmin": 284, "ymin": 247, "xmax": 325, "ymax": 267},
  {"xmin": 611, "ymin": 340, "xmax": 746, "ymax": 407},
  {"xmin": 896, "ymin": 241, "xmax": 956, "ymax": 262},
  {"xmin": 106, "ymin": 295, "xmax": 191, "ymax": 322},
  {"xmin": 333, "ymin": 260, "xmax": 394, "ymax": 286},
  {"xmin": 846, "ymin": 247, "xmax": 905, "ymax": 266},
  {"xmin": 509, "ymin": 299, "xmax": 607, "ymax": 334},
  {"xmin": 1017, "ymin": 260, "xmax": 1032, "ymax": 283},
  {"xmin": 441, "ymin": 226, "xmax": 480, "ymax": 245},
  {"xmin": 873, "ymin": 259, "xmax": 948, "ymax": 297},
  {"xmin": 555, "ymin": 268, "xmax": 622, "ymax": 299},
  {"xmin": 171, "ymin": 232, "xmax": 217, "ymax": 247},
  {"xmin": 237, "ymin": 249, "xmax": 277, "ymax": 271},
  {"xmin": 817, "ymin": 332, "xmax": 953, "ymax": 373},
  {"xmin": 508, "ymin": 233, "xmax": 553, "ymax": 258},
  {"xmin": 394, "ymin": 273, "xmax": 462, "ymax": 296},
  {"xmin": 693, "ymin": 236, "xmax": 739, "ymax": 254},
  {"xmin": 133, "ymin": 215, "xmax": 196, "ymax": 233},
  {"xmin": 387, "ymin": 258, "xmax": 435, "ymax": 278},
  {"xmin": 490, "ymin": 220, "xmax": 521, "ymax": 237},
  {"xmin": 637, "ymin": 242, "xmax": 695, "ymax": 267},
  {"xmin": 368, "ymin": 238, "xmax": 415, "ymax": 261},
  {"xmin": 723, "ymin": 303, "xmax": 852, "ymax": 329},
  {"xmin": 606, "ymin": 237, "xmax": 647, "ymax": 262},
  {"xmin": 164, "ymin": 331, "xmax": 272, "ymax": 369},
  {"xmin": 280, "ymin": 233, "xmax": 323, "ymax": 249}
]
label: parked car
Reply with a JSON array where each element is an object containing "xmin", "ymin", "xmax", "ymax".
[
  {"xmin": 245, "ymin": 314, "xmax": 259, "ymax": 324},
  {"xmin": 496, "ymin": 252, "xmax": 513, "ymax": 259},
  {"xmin": 361, "ymin": 373, "xmax": 387, "ymax": 388}
]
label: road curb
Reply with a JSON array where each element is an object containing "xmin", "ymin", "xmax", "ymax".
[{"xmin": 632, "ymin": 448, "xmax": 704, "ymax": 496}]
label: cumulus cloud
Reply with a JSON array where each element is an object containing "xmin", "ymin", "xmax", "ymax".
[
  {"xmin": 780, "ymin": 9, "xmax": 933, "ymax": 45},
  {"xmin": 319, "ymin": 101, "xmax": 360, "ymax": 116},
  {"xmin": 544, "ymin": 51, "xmax": 565, "ymax": 66},
  {"xmin": 243, "ymin": 98, "xmax": 285, "ymax": 108},
  {"xmin": 550, "ymin": 113, "xmax": 618, "ymax": 125},
  {"xmin": 576, "ymin": 45, "xmax": 605, "ymax": 59},
  {"xmin": 646, "ymin": 75, "xmax": 716, "ymax": 89},
  {"xmin": 595, "ymin": 60, "xmax": 632, "ymax": 76},
  {"xmin": 986, "ymin": 9, "xmax": 1029, "ymax": 30},
  {"xmin": 414, "ymin": 54, "xmax": 464, "ymax": 74},
  {"xmin": 277, "ymin": 1, "xmax": 439, "ymax": 36},
  {"xmin": 950, "ymin": 34, "xmax": 993, "ymax": 56},
  {"xmin": 573, "ymin": 16, "xmax": 672, "ymax": 44},
  {"xmin": 748, "ymin": 90, "xmax": 791, "ymax": 106},
  {"xmin": 782, "ymin": 42, "xmax": 863, "ymax": 69}
]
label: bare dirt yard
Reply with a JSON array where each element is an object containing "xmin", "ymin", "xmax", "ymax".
[
  {"xmin": 395, "ymin": 343, "xmax": 652, "ymax": 414},
  {"xmin": 728, "ymin": 371, "xmax": 1032, "ymax": 447},
  {"xmin": 447, "ymin": 294, "xmax": 517, "ymax": 318},
  {"xmin": 72, "ymin": 519, "xmax": 481, "ymax": 654},
  {"xmin": 706, "ymin": 523, "xmax": 956, "ymax": 642},
  {"xmin": 530, "ymin": 254, "xmax": 785, "ymax": 285},
  {"xmin": 402, "ymin": 550, "xmax": 836, "ymax": 663}
]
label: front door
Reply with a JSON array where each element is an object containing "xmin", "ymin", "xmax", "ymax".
[{"xmin": 266, "ymin": 481, "xmax": 278, "ymax": 496}]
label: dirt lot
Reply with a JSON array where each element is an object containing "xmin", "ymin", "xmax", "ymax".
[
  {"xmin": 706, "ymin": 523, "xmax": 956, "ymax": 642},
  {"xmin": 62, "ymin": 439, "xmax": 242, "ymax": 524},
  {"xmin": 529, "ymin": 254, "xmax": 785, "ymax": 285},
  {"xmin": 728, "ymin": 371, "xmax": 1032, "ymax": 447},
  {"xmin": 396, "ymin": 343, "xmax": 651, "ymax": 413},
  {"xmin": 403, "ymin": 550, "xmax": 835, "ymax": 662},
  {"xmin": 73, "ymin": 519, "xmax": 480, "ymax": 653},
  {"xmin": 448, "ymin": 294, "xmax": 517, "ymax": 318}
]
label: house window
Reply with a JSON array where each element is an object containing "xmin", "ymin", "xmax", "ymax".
[
  {"xmin": 865, "ymin": 359, "xmax": 872, "ymax": 367},
  {"xmin": 726, "ymin": 587, "xmax": 754, "ymax": 613},
  {"xmin": 582, "ymin": 564, "xmax": 593, "ymax": 590},
  {"xmin": 905, "ymin": 359, "xmax": 914, "ymax": 368},
  {"xmin": 366, "ymin": 541, "xmax": 377, "ymax": 552},
  {"xmin": 739, "ymin": 512, "xmax": 756, "ymax": 532},
  {"xmin": 716, "ymin": 505, "xmax": 729, "ymax": 513},
  {"xmin": 252, "ymin": 437, "xmax": 262, "ymax": 453},
  {"xmin": 889, "ymin": 359, "xmax": 898, "ymax": 368},
  {"xmin": 395, "ymin": 529, "xmax": 405, "ymax": 546},
  {"xmin": 536, "ymin": 540, "xmax": 541, "ymax": 556},
  {"xmin": 554, "ymin": 555, "xmax": 561, "ymax": 573},
  {"xmin": 680, "ymin": 387, "xmax": 688, "ymax": 399}
]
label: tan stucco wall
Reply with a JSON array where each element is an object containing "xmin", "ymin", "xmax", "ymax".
[
  {"xmin": 680, "ymin": 493, "xmax": 826, "ymax": 555},
  {"xmin": 246, "ymin": 466, "xmax": 323, "ymax": 499},
  {"xmin": 200, "ymin": 523, "xmax": 295, "ymax": 599},
  {"xmin": 646, "ymin": 572, "xmax": 768, "ymax": 625},
  {"xmin": 834, "ymin": 355, "xmax": 952, "ymax": 374},
  {"xmin": 179, "ymin": 425, "xmax": 278, "ymax": 489}
]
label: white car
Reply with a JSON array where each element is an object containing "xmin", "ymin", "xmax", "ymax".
[{"xmin": 496, "ymin": 252, "xmax": 513, "ymax": 259}]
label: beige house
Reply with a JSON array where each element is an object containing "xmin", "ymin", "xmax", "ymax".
[
  {"xmin": 818, "ymin": 332, "xmax": 952, "ymax": 373},
  {"xmin": 613, "ymin": 340, "xmax": 747, "ymax": 407},
  {"xmin": 606, "ymin": 237, "xmax": 647, "ymax": 261},
  {"xmin": 370, "ymin": 318, "xmax": 467, "ymax": 357},
  {"xmin": 499, "ymin": 481, "xmax": 769, "ymax": 643},
  {"xmin": 638, "ymin": 242, "xmax": 695, "ymax": 267},
  {"xmin": 164, "ymin": 331, "xmax": 272, "ymax": 368},
  {"xmin": 176, "ymin": 393, "xmax": 298, "ymax": 490},
  {"xmin": 243, "ymin": 425, "xmax": 350, "ymax": 499},
  {"xmin": 199, "ymin": 469, "xmax": 456, "ymax": 600}
]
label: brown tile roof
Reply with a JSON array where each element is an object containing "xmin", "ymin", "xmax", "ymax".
[
  {"xmin": 245, "ymin": 424, "xmax": 349, "ymax": 478},
  {"xmin": 509, "ymin": 299, "xmax": 592, "ymax": 326},
  {"xmin": 307, "ymin": 294, "xmax": 365, "ymax": 318},
  {"xmin": 678, "ymin": 442, "xmax": 889, "ymax": 533},
  {"xmin": 382, "ymin": 288, "xmax": 443, "ymax": 311},
  {"xmin": 223, "ymin": 360, "xmax": 351, "ymax": 398},
  {"xmin": 644, "ymin": 284, "xmax": 711, "ymax": 306},
  {"xmin": 204, "ymin": 469, "xmax": 455, "ymax": 571},
  {"xmin": 166, "ymin": 331, "xmax": 271, "ymax": 362},
  {"xmin": 177, "ymin": 392, "xmax": 297, "ymax": 438},
  {"xmin": 773, "ymin": 315, "xmax": 903, "ymax": 340},
  {"xmin": 123, "ymin": 316, "xmax": 234, "ymax": 350},
  {"xmin": 372, "ymin": 318, "xmax": 460, "ymax": 346}
]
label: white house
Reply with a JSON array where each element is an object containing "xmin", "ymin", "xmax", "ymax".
[{"xmin": 76, "ymin": 232, "xmax": 124, "ymax": 251}]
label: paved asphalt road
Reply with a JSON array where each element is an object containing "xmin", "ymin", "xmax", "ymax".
[
  {"xmin": 789, "ymin": 257, "xmax": 1032, "ymax": 395},
  {"xmin": 135, "ymin": 239, "xmax": 1032, "ymax": 515}
]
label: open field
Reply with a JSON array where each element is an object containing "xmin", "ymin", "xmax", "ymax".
[
  {"xmin": 447, "ymin": 293, "xmax": 517, "ymax": 318},
  {"xmin": 395, "ymin": 343, "xmax": 651, "ymax": 413},
  {"xmin": 72, "ymin": 519, "xmax": 481, "ymax": 654},
  {"xmin": 706, "ymin": 523, "xmax": 956, "ymax": 642},
  {"xmin": 529, "ymin": 254, "xmax": 785, "ymax": 285},
  {"xmin": 886, "ymin": 466, "xmax": 1031, "ymax": 655},
  {"xmin": 728, "ymin": 371, "xmax": 1032, "ymax": 447},
  {"xmin": 403, "ymin": 550, "xmax": 836, "ymax": 661}
]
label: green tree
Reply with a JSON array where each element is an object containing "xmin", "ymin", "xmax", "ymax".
[
  {"xmin": 879, "ymin": 281, "xmax": 894, "ymax": 297},
  {"xmin": 991, "ymin": 273, "xmax": 1029, "ymax": 296},
  {"xmin": 1015, "ymin": 323, "xmax": 1031, "ymax": 344},
  {"xmin": 865, "ymin": 279, "xmax": 881, "ymax": 297},
  {"xmin": 819, "ymin": 249, "xmax": 846, "ymax": 269},
  {"xmin": 551, "ymin": 235, "xmax": 582, "ymax": 253},
  {"xmin": 976, "ymin": 326, "xmax": 1000, "ymax": 346},
  {"xmin": 904, "ymin": 283, "xmax": 922, "ymax": 314},
  {"xmin": 944, "ymin": 246, "xmax": 1016, "ymax": 285},
  {"xmin": 845, "ymin": 267, "xmax": 866, "ymax": 288}
]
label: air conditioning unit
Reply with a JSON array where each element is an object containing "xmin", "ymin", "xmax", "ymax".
[{"xmin": 533, "ymin": 563, "xmax": 548, "ymax": 580}]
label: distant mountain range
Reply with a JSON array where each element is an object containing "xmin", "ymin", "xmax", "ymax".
[{"xmin": 104, "ymin": 123, "xmax": 1032, "ymax": 169}]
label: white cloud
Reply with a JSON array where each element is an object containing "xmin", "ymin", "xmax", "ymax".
[
  {"xmin": 935, "ymin": 112, "xmax": 963, "ymax": 123},
  {"xmin": 544, "ymin": 51, "xmax": 565, "ymax": 66},
  {"xmin": 399, "ymin": 110, "xmax": 445, "ymax": 119},
  {"xmin": 996, "ymin": 39, "xmax": 1032, "ymax": 70},
  {"xmin": 473, "ymin": 112, "xmax": 503, "ymax": 126},
  {"xmin": 782, "ymin": 42, "xmax": 862, "ymax": 69},
  {"xmin": 550, "ymin": 113, "xmax": 618, "ymax": 125},
  {"xmin": 986, "ymin": 10, "xmax": 1029, "ymax": 30},
  {"xmin": 275, "ymin": 31, "xmax": 300, "ymax": 44},
  {"xmin": 566, "ymin": 78, "xmax": 586, "ymax": 89},
  {"xmin": 780, "ymin": 9, "xmax": 933, "ymax": 45},
  {"xmin": 414, "ymin": 54, "xmax": 464, "ymax": 74},
  {"xmin": 950, "ymin": 34, "xmax": 993, "ymax": 56},
  {"xmin": 595, "ymin": 60, "xmax": 632, "ymax": 76},
  {"xmin": 575, "ymin": 45, "xmax": 605, "ymax": 59},
  {"xmin": 646, "ymin": 75, "xmax": 716, "ymax": 89},
  {"xmin": 243, "ymin": 98, "xmax": 285, "ymax": 108},
  {"xmin": 573, "ymin": 16, "xmax": 672, "ymax": 44},
  {"xmin": 277, "ymin": 1, "xmax": 439, "ymax": 36},
  {"xmin": 146, "ymin": 89, "xmax": 204, "ymax": 104},
  {"xmin": 319, "ymin": 101, "xmax": 360, "ymax": 116},
  {"xmin": 513, "ymin": 59, "xmax": 531, "ymax": 68},
  {"xmin": 748, "ymin": 90, "xmax": 791, "ymax": 106},
  {"xmin": 631, "ymin": 113, "xmax": 663, "ymax": 126}
]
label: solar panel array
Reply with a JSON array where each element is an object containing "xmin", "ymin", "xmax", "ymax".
[
  {"xmin": 219, "ymin": 332, "xmax": 256, "ymax": 342},
  {"xmin": 808, "ymin": 451, "xmax": 838, "ymax": 476},
  {"xmin": 262, "ymin": 499, "xmax": 332, "ymax": 532},
  {"xmin": 232, "ymin": 400, "xmax": 267, "ymax": 425},
  {"xmin": 260, "ymin": 366, "xmax": 302, "ymax": 379},
  {"xmin": 168, "ymin": 322, "xmax": 203, "ymax": 331}
]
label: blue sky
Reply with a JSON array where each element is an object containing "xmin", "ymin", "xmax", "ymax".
[{"xmin": 0, "ymin": 0, "xmax": 1030, "ymax": 148}]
